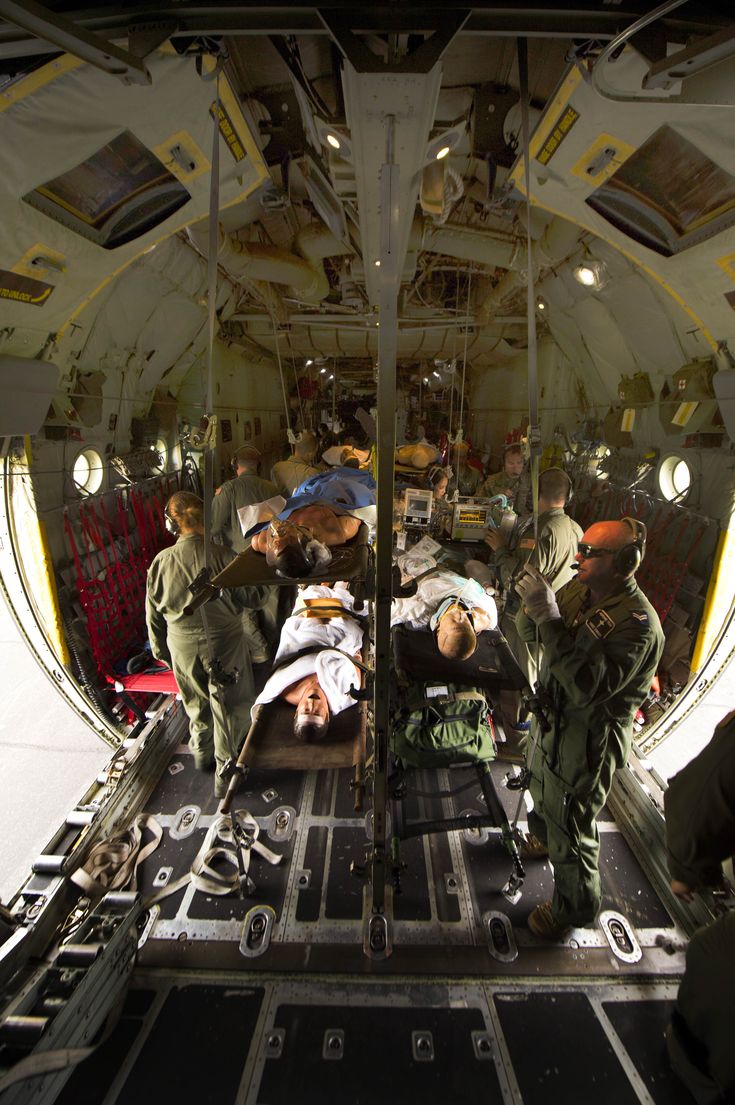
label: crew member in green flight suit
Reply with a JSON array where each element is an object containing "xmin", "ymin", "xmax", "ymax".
[
  {"xmin": 480, "ymin": 443, "xmax": 526, "ymax": 510},
  {"xmin": 146, "ymin": 491, "xmax": 268, "ymax": 798},
  {"xmin": 514, "ymin": 518, "xmax": 664, "ymax": 939},
  {"xmin": 484, "ymin": 466, "xmax": 582, "ymax": 731}
]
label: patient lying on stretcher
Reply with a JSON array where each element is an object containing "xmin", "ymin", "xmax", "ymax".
[
  {"xmin": 253, "ymin": 584, "xmax": 364, "ymax": 741},
  {"xmin": 248, "ymin": 467, "xmax": 376, "ymax": 578},
  {"xmin": 391, "ymin": 566, "xmax": 498, "ymax": 661}
]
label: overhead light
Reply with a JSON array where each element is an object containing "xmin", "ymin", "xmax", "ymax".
[
  {"xmin": 574, "ymin": 265, "xmax": 596, "ymax": 287},
  {"xmin": 374, "ymin": 260, "xmax": 381, "ymax": 267},
  {"xmin": 536, "ymin": 296, "xmax": 548, "ymax": 311},
  {"xmin": 423, "ymin": 377, "xmax": 429, "ymax": 384},
  {"xmin": 316, "ymin": 121, "xmax": 352, "ymax": 162},
  {"xmin": 305, "ymin": 358, "xmax": 314, "ymax": 366},
  {"xmin": 424, "ymin": 120, "xmax": 467, "ymax": 166},
  {"xmin": 320, "ymin": 367, "xmax": 327, "ymax": 374},
  {"xmin": 573, "ymin": 260, "xmax": 607, "ymax": 290},
  {"xmin": 329, "ymin": 374, "xmax": 334, "ymax": 381},
  {"xmin": 432, "ymin": 371, "xmax": 441, "ymax": 378}
]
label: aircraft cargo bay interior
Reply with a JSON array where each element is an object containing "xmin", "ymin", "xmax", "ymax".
[{"xmin": 0, "ymin": 3, "xmax": 734, "ymax": 1103}]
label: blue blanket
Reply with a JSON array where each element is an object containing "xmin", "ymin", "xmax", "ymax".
[{"xmin": 246, "ymin": 467, "xmax": 376, "ymax": 537}]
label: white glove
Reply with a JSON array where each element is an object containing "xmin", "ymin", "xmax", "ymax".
[{"xmin": 515, "ymin": 564, "xmax": 560, "ymax": 625}]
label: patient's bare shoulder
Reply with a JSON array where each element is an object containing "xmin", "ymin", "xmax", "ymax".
[
  {"xmin": 289, "ymin": 504, "xmax": 358, "ymax": 546},
  {"xmin": 251, "ymin": 529, "xmax": 268, "ymax": 552},
  {"xmin": 336, "ymin": 515, "xmax": 360, "ymax": 542}
]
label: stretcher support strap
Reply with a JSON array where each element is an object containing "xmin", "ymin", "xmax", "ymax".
[
  {"xmin": 271, "ymin": 319, "xmax": 296, "ymax": 442},
  {"xmin": 452, "ymin": 266, "xmax": 472, "ymax": 479}
]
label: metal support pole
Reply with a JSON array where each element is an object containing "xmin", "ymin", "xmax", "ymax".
[{"xmin": 366, "ymin": 114, "xmax": 399, "ymax": 950}]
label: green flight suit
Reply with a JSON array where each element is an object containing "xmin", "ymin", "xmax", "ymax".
[
  {"xmin": 667, "ymin": 911, "xmax": 735, "ymax": 1104},
  {"xmin": 146, "ymin": 534, "xmax": 267, "ymax": 786},
  {"xmin": 516, "ymin": 576, "xmax": 664, "ymax": 926},
  {"xmin": 664, "ymin": 712, "xmax": 735, "ymax": 890},
  {"xmin": 496, "ymin": 508, "xmax": 583, "ymax": 687},
  {"xmin": 270, "ymin": 457, "xmax": 321, "ymax": 497},
  {"xmin": 480, "ymin": 469, "xmax": 523, "ymax": 503},
  {"xmin": 211, "ymin": 471, "xmax": 279, "ymax": 661},
  {"xmin": 211, "ymin": 471, "xmax": 279, "ymax": 553}
]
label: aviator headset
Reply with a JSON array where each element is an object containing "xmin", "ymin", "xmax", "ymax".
[
  {"xmin": 164, "ymin": 502, "xmax": 179, "ymax": 536},
  {"xmin": 539, "ymin": 466, "xmax": 573, "ymax": 504},
  {"xmin": 615, "ymin": 516, "xmax": 647, "ymax": 575},
  {"xmin": 231, "ymin": 445, "xmax": 261, "ymax": 473}
]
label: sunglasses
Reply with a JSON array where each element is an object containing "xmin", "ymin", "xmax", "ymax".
[{"xmin": 577, "ymin": 543, "xmax": 617, "ymax": 559}]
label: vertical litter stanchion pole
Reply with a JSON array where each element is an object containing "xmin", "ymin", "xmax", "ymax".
[
  {"xmin": 203, "ymin": 66, "xmax": 221, "ymax": 562},
  {"xmin": 364, "ymin": 113, "xmax": 399, "ymax": 958},
  {"xmin": 510, "ymin": 36, "xmax": 543, "ymax": 837}
]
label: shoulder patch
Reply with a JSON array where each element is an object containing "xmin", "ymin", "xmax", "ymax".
[
  {"xmin": 519, "ymin": 538, "xmax": 536, "ymax": 550},
  {"xmin": 630, "ymin": 610, "xmax": 649, "ymax": 623},
  {"xmin": 585, "ymin": 609, "xmax": 616, "ymax": 639}
]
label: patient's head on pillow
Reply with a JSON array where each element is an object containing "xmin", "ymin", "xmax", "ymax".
[
  {"xmin": 293, "ymin": 679, "xmax": 330, "ymax": 741},
  {"xmin": 265, "ymin": 519, "xmax": 332, "ymax": 578},
  {"xmin": 435, "ymin": 605, "xmax": 477, "ymax": 660}
]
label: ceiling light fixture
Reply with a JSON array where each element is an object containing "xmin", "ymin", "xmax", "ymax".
[
  {"xmin": 374, "ymin": 260, "xmax": 381, "ymax": 267},
  {"xmin": 423, "ymin": 377, "xmax": 429, "ymax": 384},
  {"xmin": 573, "ymin": 260, "xmax": 607, "ymax": 290},
  {"xmin": 320, "ymin": 368, "xmax": 327, "ymax": 374},
  {"xmin": 315, "ymin": 121, "xmax": 353, "ymax": 163},
  {"xmin": 424, "ymin": 120, "xmax": 467, "ymax": 167},
  {"xmin": 536, "ymin": 297, "xmax": 547, "ymax": 311},
  {"xmin": 432, "ymin": 371, "xmax": 441, "ymax": 378},
  {"xmin": 305, "ymin": 358, "xmax": 313, "ymax": 366}
]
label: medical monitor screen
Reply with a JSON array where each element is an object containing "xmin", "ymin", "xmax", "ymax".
[
  {"xmin": 457, "ymin": 509, "xmax": 487, "ymax": 525},
  {"xmin": 403, "ymin": 489, "xmax": 432, "ymax": 520},
  {"xmin": 24, "ymin": 131, "xmax": 191, "ymax": 249}
]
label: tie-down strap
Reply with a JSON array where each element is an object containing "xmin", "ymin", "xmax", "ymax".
[
  {"xmin": 148, "ymin": 810, "xmax": 283, "ymax": 902},
  {"xmin": 70, "ymin": 814, "xmax": 163, "ymax": 899}
]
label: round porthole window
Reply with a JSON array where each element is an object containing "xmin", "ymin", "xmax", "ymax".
[
  {"xmin": 73, "ymin": 448, "xmax": 104, "ymax": 495},
  {"xmin": 658, "ymin": 454, "xmax": 691, "ymax": 502}
]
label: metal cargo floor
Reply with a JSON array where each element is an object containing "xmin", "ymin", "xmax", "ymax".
[{"xmin": 50, "ymin": 736, "xmax": 694, "ymax": 1104}]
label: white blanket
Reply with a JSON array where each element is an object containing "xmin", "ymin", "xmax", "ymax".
[
  {"xmin": 253, "ymin": 586, "xmax": 363, "ymax": 718},
  {"xmin": 390, "ymin": 569, "xmax": 498, "ymax": 630}
]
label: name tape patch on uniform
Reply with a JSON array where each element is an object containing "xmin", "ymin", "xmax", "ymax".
[{"xmin": 586, "ymin": 609, "xmax": 615, "ymax": 639}]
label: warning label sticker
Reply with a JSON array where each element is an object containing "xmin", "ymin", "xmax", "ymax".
[
  {"xmin": 0, "ymin": 269, "xmax": 55, "ymax": 307},
  {"xmin": 537, "ymin": 105, "xmax": 580, "ymax": 167},
  {"xmin": 210, "ymin": 102, "xmax": 246, "ymax": 163}
]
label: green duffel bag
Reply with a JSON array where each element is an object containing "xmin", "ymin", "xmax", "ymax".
[{"xmin": 390, "ymin": 684, "xmax": 497, "ymax": 767}]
